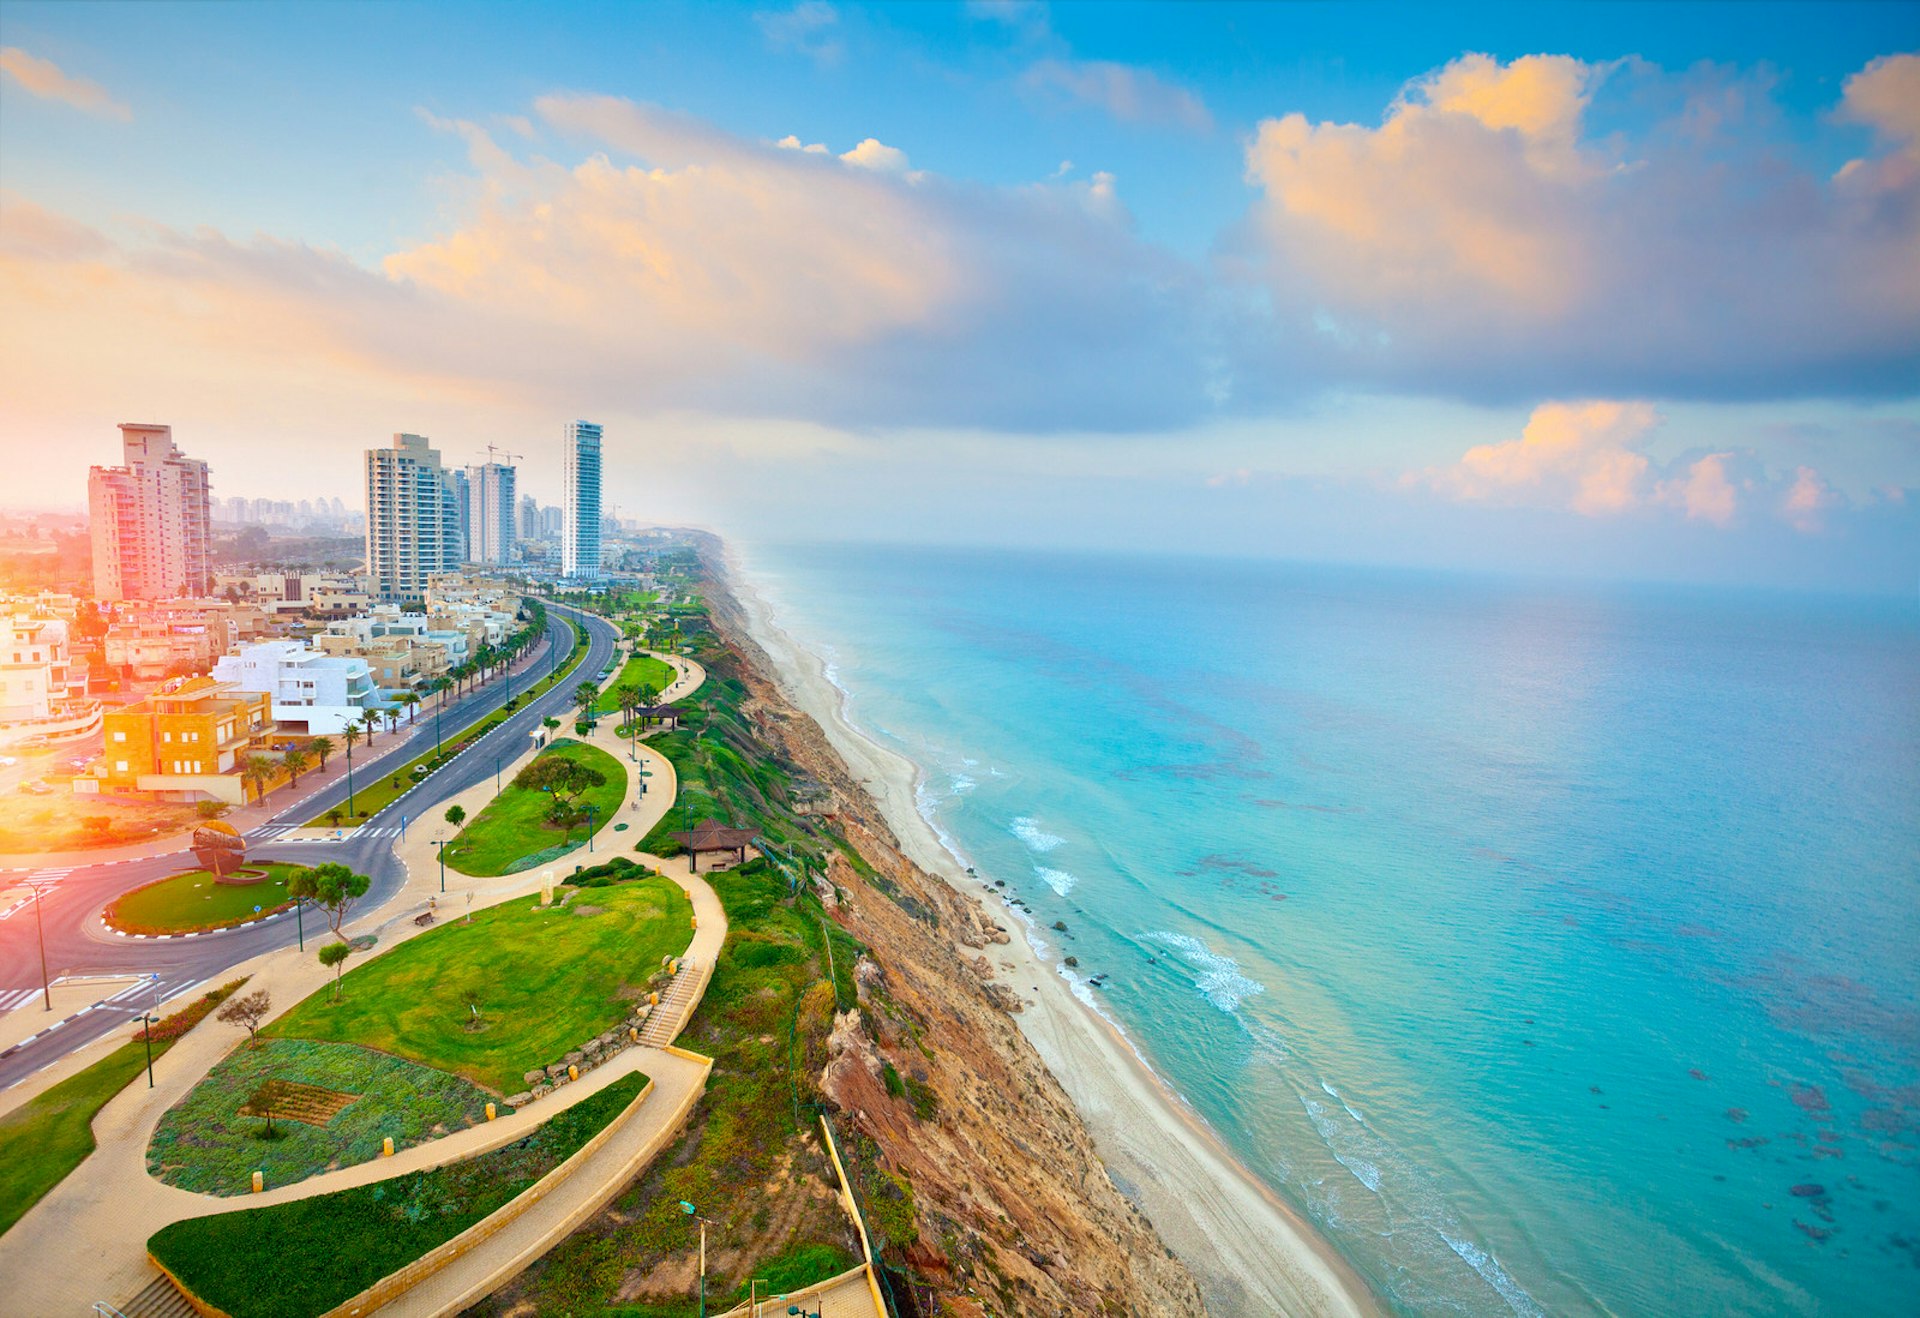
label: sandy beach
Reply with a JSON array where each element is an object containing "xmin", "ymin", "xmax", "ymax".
[{"xmin": 727, "ymin": 551, "xmax": 1380, "ymax": 1318}]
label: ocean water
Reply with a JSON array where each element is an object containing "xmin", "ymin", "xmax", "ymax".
[{"xmin": 740, "ymin": 543, "xmax": 1920, "ymax": 1317}]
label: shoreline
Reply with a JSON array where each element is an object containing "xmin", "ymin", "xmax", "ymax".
[{"xmin": 723, "ymin": 545, "xmax": 1380, "ymax": 1318}]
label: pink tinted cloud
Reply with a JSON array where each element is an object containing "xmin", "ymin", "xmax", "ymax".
[{"xmin": 0, "ymin": 47, "xmax": 130, "ymax": 121}]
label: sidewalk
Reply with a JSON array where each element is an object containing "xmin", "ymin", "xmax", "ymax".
[{"xmin": 0, "ymin": 629, "xmax": 723, "ymax": 1315}]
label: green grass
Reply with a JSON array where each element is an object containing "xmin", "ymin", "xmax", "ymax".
[
  {"xmin": 0, "ymin": 979, "xmax": 246, "ymax": 1238},
  {"xmin": 475, "ymin": 858, "xmax": 863, "ymax": 1315},
  {"xmin": 264, "ymin": 879, "xmax": 691, "ymax": 1094},
  {"xmin": 104, "ymin": 863, "xmax": 310, "ymax": 935},
  {"xmin": 148, "ymin": 1039, "xmax": 492, "ymax": 1195},
  {"xmin": 610, "ymin": 652, "xmax": 677, "ymax": 699},
  {"xmin": 445, "ymin": 739, "xmax": 627, "ymax": 876},
  {"xmin": 150, "ymin": 1072, "xmax": 645, "ymax": 1318}
]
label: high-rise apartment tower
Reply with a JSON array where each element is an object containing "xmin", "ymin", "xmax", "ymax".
[
  {"xmin": 562, "ymin": 420, "xmax": 602, "ymax": 580},
  {"xmin": 88, "ymin": 424, "xmax": 213, "ymax": 602},
  {"xmin": 364, "ymin": 433, "xmax": 463, "ymax": 602},
  {"xmin": 467, "ymin": 462, "xmax": 518, "ymax": 565}
]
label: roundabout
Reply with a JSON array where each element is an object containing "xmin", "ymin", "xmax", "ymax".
[{"xmin": 100, "ymin": 863, "xmax": 311, "ymax": 938}]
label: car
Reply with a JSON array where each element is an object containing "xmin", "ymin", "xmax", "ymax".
[
  {"xmin": 17, "ymin": 780, "xmax": 53, "ymax": 795},
  {"xmin": 0, "ymin": 755, "xmax": 17, "ymax": 767}
]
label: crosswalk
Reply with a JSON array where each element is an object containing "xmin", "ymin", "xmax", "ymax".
[
  {"xmin": 249, "ymin": 824, "xmax": 402, "ymax": 841},
  {"xmin": 0, "ymin": 987, "xmax": 39, "ymax": 1013}
]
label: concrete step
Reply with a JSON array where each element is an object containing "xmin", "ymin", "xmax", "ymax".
[{"xmin": 116, "ymin": 1273, "xmax": 197, "ymax": 1318}]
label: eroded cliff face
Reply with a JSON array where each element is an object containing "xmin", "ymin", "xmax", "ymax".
[{"xmin": 710, "ymin": 563, "xmax": 1206, "ymax": 1318}]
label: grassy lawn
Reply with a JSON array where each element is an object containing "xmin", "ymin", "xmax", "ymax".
[
  {"xmin": 445, "ymin": 739, "xmax": 627, "ymax": 877},
  {"xmin": 611, "ymin": 652, "xmax": 677, "ymax": 698},
  {"xmin": 473, "ymin": 858, "xmax": 863, "ymax": 1316},
  {"xmin": 264, "ymin": 878, "xmax": 691, "ymax": 1094},
  {"xmin": 149, "ymin": 1072, "xmax": 645, "ymax": 1318},
  {"xmin": 148, "ymin": 1039, "xmax": 492, "ymax": 1195},
  {"xmin": 0, "ymin": 980, "xmax": 245, "ymax": 1238},
  {"xmin": 104, "ymin": 863, "xmax": 310, "ymax": 935}
]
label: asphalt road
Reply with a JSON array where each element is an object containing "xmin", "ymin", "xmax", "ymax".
[{"xmin": 0, "ymin": 602, "xmax": 620, "ymax": 1092}]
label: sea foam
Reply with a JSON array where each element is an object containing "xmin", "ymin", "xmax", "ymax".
[
  {"xmin": 1145, "ymin": 930, "xmax": 1267, "ymax": 1013},
  {"xmin": 1011, "ymin": 816, "xmax": 1065, "ymax": 852}
]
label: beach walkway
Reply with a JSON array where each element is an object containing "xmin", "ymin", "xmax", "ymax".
[{"xmin": 0, "ymin": 630, "xmax": 731, "ymax": 1317}]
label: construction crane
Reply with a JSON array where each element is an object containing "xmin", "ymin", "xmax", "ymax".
[{"xmin": 478, "ymin": 444, "xmax": 524, "ymax": 467}]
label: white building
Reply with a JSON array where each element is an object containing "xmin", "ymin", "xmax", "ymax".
[
  {"xmin": 467, "ymin": 462, "xmax": 518, "ymax": 565},
  {"xmin": 562, "ymin": 420, "xmax": 602, "ymax": 580},
  {"xmin": 365, "ymin": 434, "xmax": 463, "ymax": 603},
  {"xmin": 88, "ymin": 424, "xmax": 213, "ymax": 602},
  {"xmin": 211, "ymin": 640, "xmax": 382, "ymax": 735}
]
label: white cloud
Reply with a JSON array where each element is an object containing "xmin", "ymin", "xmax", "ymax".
[
  {"xmin": 1235, "ymin": 52, "xmax": 1920, "ymax": 403},
  {"xmin": 1024, "ymin": 58, "xmax": 1212, "ymax": 131},
  {"xmin": 840, "ymin": 137, "xmax": 910, "ymax": 172},
  {"xmin": 754, "ymin": 2, "xmax": 843, "ymax": 65},
  {"xmin": 0, "ymin": 47, "xmax": 131, "ymax": 121}
]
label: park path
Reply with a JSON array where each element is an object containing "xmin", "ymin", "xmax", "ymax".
[{"xmin": 0, "ymin": 624, "xmax": 729, "ymax": 1316}]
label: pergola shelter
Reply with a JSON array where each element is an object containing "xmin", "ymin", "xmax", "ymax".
[
  {"xmin": 670, "ymin": 819, "xmax": 758, "ymax": 872},
  {"xmin": 631, "ymin": 704, "xmax": 682, "ymax": 729}
]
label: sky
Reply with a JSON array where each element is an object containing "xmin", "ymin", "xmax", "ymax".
[{"xmin": 1, "ymin": 0, "xmax": 1916, "ymax": 593}]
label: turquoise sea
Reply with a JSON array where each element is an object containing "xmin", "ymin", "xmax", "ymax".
[{"xmin": 742, "ymin": 543, "xmax": 1920, "ymax": 1317}]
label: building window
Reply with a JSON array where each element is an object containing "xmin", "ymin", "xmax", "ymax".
[
  {"xmin": 115, "ymin": 760, "xmax": 129, "ymax": 772},
  {"xmin": 113, "ymin": 730, "xmax": 126, "ymax": 742}
]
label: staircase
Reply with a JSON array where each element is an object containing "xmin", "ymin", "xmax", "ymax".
[
  {"xmin": 639, "ymin": 961, "xmax": 700, "ymax": 1046},
  {"xmin": 110, "ymin": 1274, "xmax": 196, "ymax": 1318}
]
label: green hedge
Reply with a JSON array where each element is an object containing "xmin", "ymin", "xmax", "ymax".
[{"xmin": 149, "ymin": 1071, "xmax": 646, "ymax": 1318}]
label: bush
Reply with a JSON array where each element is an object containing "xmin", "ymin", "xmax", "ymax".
[
  {"xmin": 149, "ymin": 1072, "xmax": 646, "ymax": 1318},
  {"xmin": 140, "ymin": 978, "xmax": 249, "ymax": 1045}
]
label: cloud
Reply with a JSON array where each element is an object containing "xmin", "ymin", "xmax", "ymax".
[
  {"xmin": 1781, "ymin": 465, "xmax": 1841, "ymax": 533},
  {"xmin": 1656, "ymin": 452, "xmax": 1740, "ymax": 526},
  {"xmin": 1024, "ymin": 58, "xmax": 1212, "ymax": 131},
  {"xmin": 840, "ymin": 137, "xmax": 910, "ymax": 172},
  {"xmin": 0, "ymin": 46, "xmax": 131, "ymax": 120},
  {"xmin": 755, "ymin": 2, "xmax": 843, "ymax": 65},
  {"xmin": 1234, "ymin": 52, "xmax": 1920, "ymax": 404},
  {"xmin": 0, "ymin": 97, "xmax": 1203, "ymax": 438},
  {"xmin": 1425, "ymin": 400, "xmax": 1657, "ymax": 516},
  {"xmin": 1419, "ymin": 399, "xmax": 1853, "ymax": 531},
  {"xmin": 966, "ymin": 0, "xmax": 1050, "ymax": 41}
]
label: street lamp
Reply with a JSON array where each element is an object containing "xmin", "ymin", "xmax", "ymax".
[
  {"xmin": 141, "ymin": 972, "xmax": 161, "ymax": 1087},
  {"xmin": 679, "ymin": 1202, "xmax": 713, "ymax": 1318},
  {"xmin": 26, "ymin": 879, "xmax": 51, "ymax": 1011},
  {"xmin": 433, "ymin": 837, "xmax": 449, "ymax": 893},
  {"xmin": 344, "ymin": 737, "xmax": 357, "ymax": 817},
  {"xmin": 495, "ymin": 754, "xmax": 503, "ymax": 793},
  {"xmin": 294, "ymin": 895, "xmax": 306, "ymax": 951},
  {"xmin": 585, "ymin": 804, "xmax": 596, "ymax": 853}
]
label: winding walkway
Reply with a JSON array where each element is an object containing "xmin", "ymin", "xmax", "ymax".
[{"xmin": 0, "ymin": 631, "xmax": 726, "ymax": 1316}]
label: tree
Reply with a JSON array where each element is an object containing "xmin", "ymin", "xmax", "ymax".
[
  {"xmin": 317, "ymin": 941, "xmax": 351, "ymax": 1001},
  {"xmin": 573, "ymin": 680, "xmax": 599, "ymax": 723},
  {"xmin": 289, "ymin": 862, "xmax": 372, "ymax": 940},
  {"xmin": 401, "ymin": 692, "xmax": 420, "ymax": 723},
  {"xmin": 249, "ymin": 1077, "xmax": 295, "ymax": 1137},
  {"xmin": 542, "ymin": 716, "xmax": 561, "ymax": 735},
  {"xmin": 384, "ymin": 707, "xmax": 400, "ymax": 735},
  {"xmin": 241, "ymin": 754, "xmax": 277, "ymax": 803},
  {"xmin": 514, "ymin": 753, "xmax": 606, "ymax": 824},
  {"xmin": 309, "ymin": 736, "xmax": 334, "ymax": 771},
  {"xmin": 359, "ymin": 707, "xmax": 381, "ymax": 746},
  {"xmin": 445, "ymin": 804, "xmax": 466, "ymax": 829},
  {"xmin": 282, "ymin": 746, "xmax": 310, "ymax": 787},
  {"xmin": 217, "ymin": 988, "xmax": 272, "ymax": 1048},
  {"xmin": 326, "ymin": 807, "xmax": 343, "ymax": 827},
  {"xmin": 342, "ymin": 723, "xmax": 360, "ymax": 756}
]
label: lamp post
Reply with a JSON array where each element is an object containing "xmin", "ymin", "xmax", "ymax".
[
  {"xmin": 495, "ymin": 754, "xmax": 502, "ymax": 793},
  {"xmin": 585, "ymin": 804, "xmax": 596, "ymax": 853},
  {"xmin": 344, "ymin": 739, "xmax": 357, "ymax": 817},
  {"xmin": 27, "ymin": 879, "xmax": 51, "ymax": 1011},
  {"xmin": 141, "ymin": 972, "xmax": 160, "ymax": 1087},
  {"xmin": 434, "ymin": 837, "xmax": 448, "ymax": 893},
  {"xmin": 294, "ymin": 896, "xmax": 306, "ymax": 951},
  {"xmin": 434, "ymin": 695, "xmax": 443, "ymax": 757},
  {"xmin": 679, "ymin": 1202, "xmax": 713, "ymax": 1318}
]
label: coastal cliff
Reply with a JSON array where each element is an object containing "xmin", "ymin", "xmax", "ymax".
[{"xmin": 474, "ymin": 536, "xmax": 1205, "ymax": 1317}]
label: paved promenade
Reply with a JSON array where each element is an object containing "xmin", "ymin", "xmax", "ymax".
[{"xmin": 0, "ymin": 639, "xmax": 726, "ymax": 1315}]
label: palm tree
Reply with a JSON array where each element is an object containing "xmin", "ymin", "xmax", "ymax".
[
  {"xmin": 385, "ymin": 707, "xmax": 401, "ymax": 735},
  {"xmin": 401, "ymin": 692, "xmax": 421, "ymax": 724},
  {"xmin": 310, "ymin": 735, "xmax": 334, "ymax": 771},
  {"xmin": 282, "ymin": 746, "xmax": 310, "ymax": 787},
  {"xmin": 342, "ymin": 723, "xmax": 360, "ymax": 756},
  {"xmin": 359, "ymin": 707, "xmax": 380, "ymax": 747},
  {"xmin": 241, "ymin": 753, "xmax": 277, "ymax": 803},
  {"xmin": 573, "ymin": 679, "xmax": 599, "ymax": 725}
]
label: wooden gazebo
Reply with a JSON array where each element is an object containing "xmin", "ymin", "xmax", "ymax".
[
  {"xmin": 631, "ymin": 705, "xmax": 682, "ymax": 729},
  {"xmin": 670, "ymin": 819, "xmax": 757, "ymax": 872}
]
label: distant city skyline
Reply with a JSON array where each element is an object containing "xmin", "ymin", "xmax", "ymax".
[{"xmin": 1, "ymin": 2, "xmax": 1914, "ymax": 592}]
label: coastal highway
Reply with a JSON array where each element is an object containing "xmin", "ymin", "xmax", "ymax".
[{"xmin": 0, "ymin": 602, "xmax": 620, "ymax": 1092}]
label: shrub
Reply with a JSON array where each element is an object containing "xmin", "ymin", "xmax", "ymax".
[{"xmin": 140, "ymin": 979, "xmax": 249, "ymax": 1045}]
